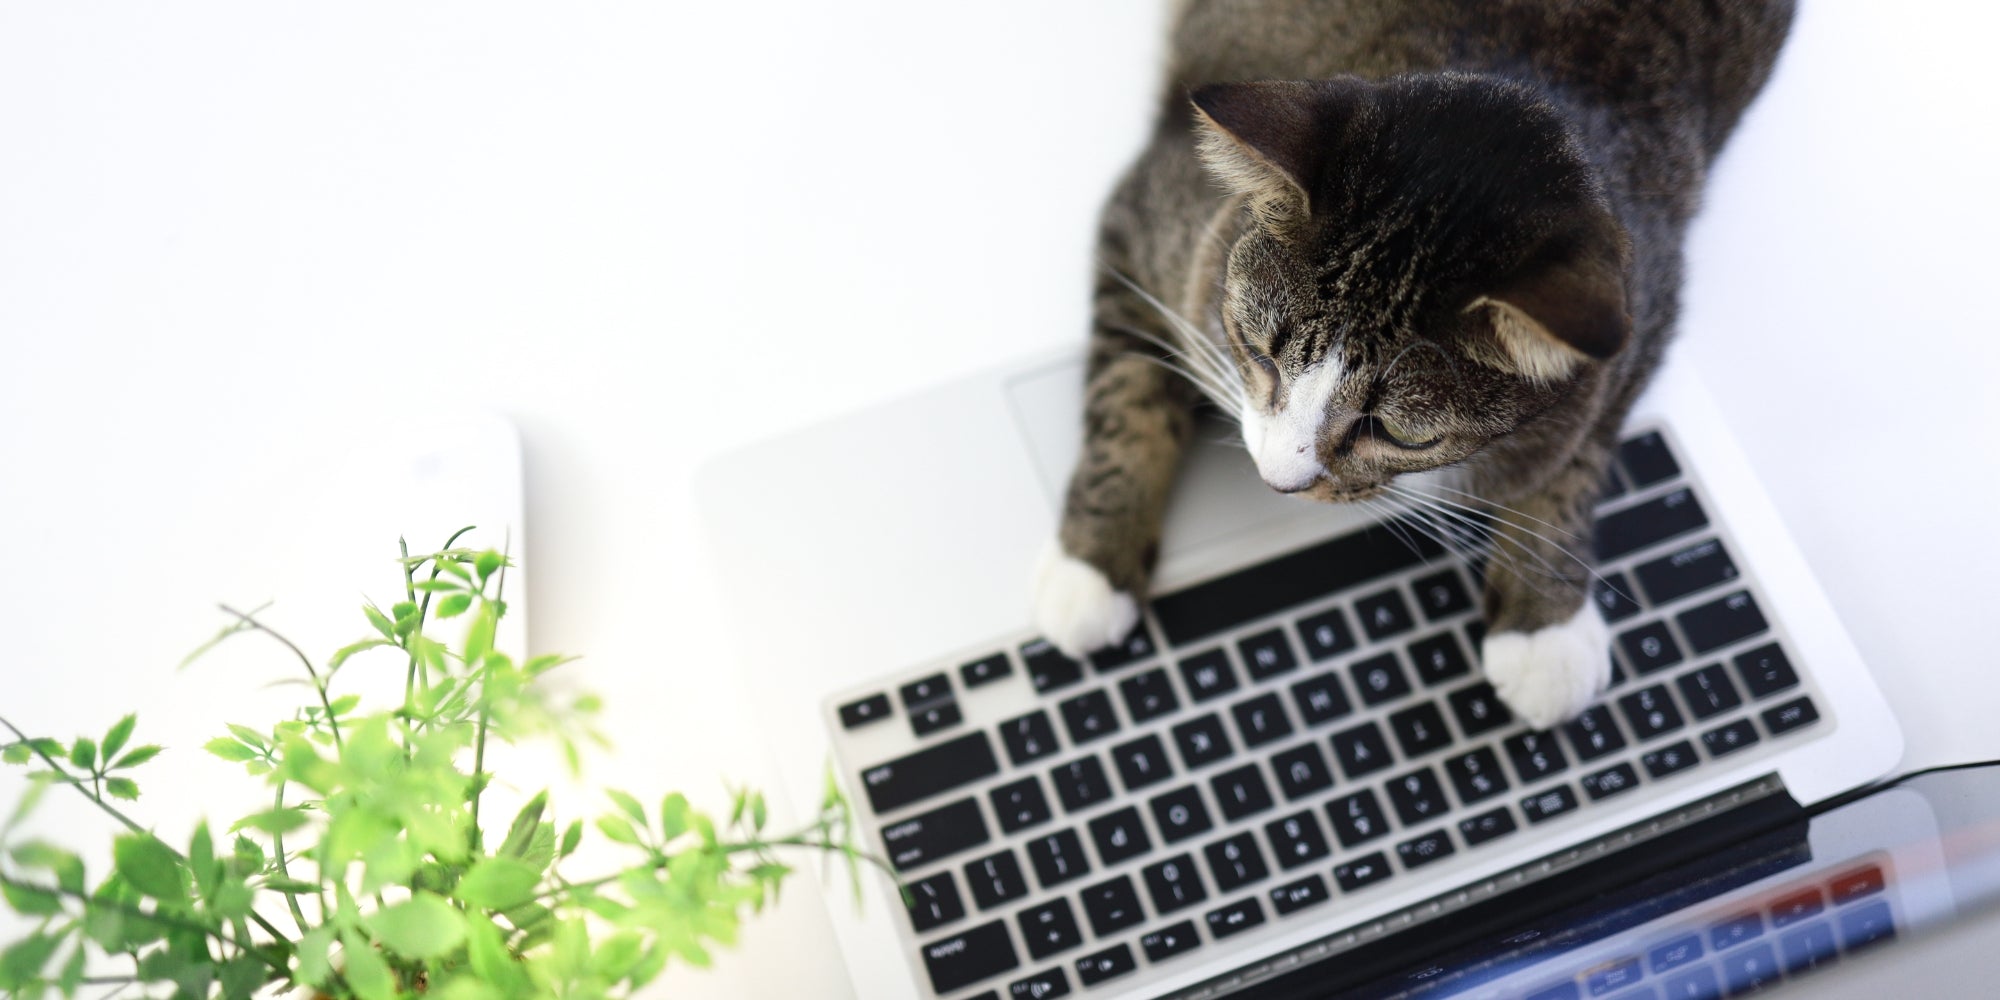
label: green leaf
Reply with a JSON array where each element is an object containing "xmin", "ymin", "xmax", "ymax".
[
  {"xmin": 607, "ymin": 789, "xmax": 647, "ymax": 828},
  {"xmin": 263, "ymin": 877, "xmax": 320, "ymax": 895},
  {"xmin": 0, "ymin": 877, "xmax": 63, "ymax": 916},
  {"xmin": 475, "ymin": 550, "xmax": 504, "ymax": 584},
  {"xmin": 231, "ymin": 835, "xmax": 265, "ymax": 872},
  {"xmin": 327, "ymin": 693, "xmax": 362, "ymax": 716},
  {"xmin": 454, "ymin": 857, "xmax": 542, "ymax": 911},
  {"xmin": 329, "ymin": 638, "xmax": 395, "ymax": 672},
  {"xmin": 751, "ymin": 790, "xmax": 768, "ymax": 831},
  {"xmin": 363, "ymin": 603, "xmax": 396, "ymax": 640},
  {"xmin": 392, "ymin": 600, "xmax": 422, "ymax": 638},
  {"xmin": 413, "ymin": 579, "xmax": 461, "ymax": 594},
  {"xmin": 596, "ymin": 816, "xmax": 643, "ymax": 847},
  {"xmin": 499, "ymin": 792, "xmax": 547, "ymax": 860},
  {"xmin": 101, "ymin": 714, "xmax": 137, "ymax": 762},
  {"xmin": 112, "ymin": 834, "xmax": 184, "ymax": 902},
  {"xmin": 558, "ymin": 820, "xmax": 583, "ymax": 859},
  {"xmin": 464, "ymin": 913, "xmax": 531, "ymax": 994},
  {"xmin": 365, "ymin": 892, "xmax": 466, "ymax": 960},
  {"xmin": 340, "ymin": 928, "xmax": 397, "ymax": 1000},
  {"xmin": 189, "ymin": 823, "xmax": 218, "ymax": 899},
  {"xmin": 231, "ymin": 806, "xmax": 309, "ymax": 836},
  {"xmin": 1, "ymin": 744, "xmax": 26, "ymax": 765},
  {"xmin": 293, "ymin": 924, "xmax": 337, "ymax": 988},
  {"xmin": 103, "ymin": 776, "xmax": 139, "ymax": 800},
  {"xmin": 463, "ymin": 604, "xmax": 496, "ymax": 666},
  {"xmin": 225, "ymin": 723, "xmax": 269, "ymax": 750},
  {"xmin": 436, "ymin": 592, "xmax": 474, "ymax": 619},
  {"xmin": 0, "ymin": 932, "xmax": 60, "ymax": 991},
  {"xmin": 204, "ymin": 737, "xmax": 258, "ymax": 763},
  {"xmin": 10, "ymin": 843, "xmax": 84, "ymax": 895},
  {"xmin": 57, "ymin": 943, "xmax": 86, "ymax": 995},
  {"xmin": 112, "ymin": 744, "xmax": 162, "ymax": 769},
  {"xmin": 659, "ymin": 792, "xmax": 691, "ymax": 840},
  {"xmin": 67, "ymin": 737, "xmax": 96, "ymax": 772}
]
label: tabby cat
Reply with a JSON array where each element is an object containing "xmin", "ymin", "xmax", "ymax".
[{"xmin": 1034, "ymin": 0, "xmax": 1795, "ymax": 727}]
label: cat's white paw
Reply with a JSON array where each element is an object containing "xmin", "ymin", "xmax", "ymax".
[
  {"xmin": 1481, "ymin": 603, "xmax": 1611, "ymax": 730},
  {"xmin": 1033, "ymin": 544, "xmax": 1139, "ymax": 659}
]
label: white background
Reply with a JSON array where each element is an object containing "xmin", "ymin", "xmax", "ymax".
[{"xmin": 2, "ymin": 2, "xmax": 1996, "ymax": 998}]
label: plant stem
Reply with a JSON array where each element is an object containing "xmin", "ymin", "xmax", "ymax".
[
  {"xmin": 216, "ymin": 605, "xmax": 343, "ymax": 751},
  {"xmin": 466, "ymin": 529, "xmax": 507, "ymax": 855},
  {"xmin": 268, "ymin": 784, "xmax": 312, "ymax": 936},
  {"xmin": 0, "ymin": 875, "xmax": 289, "ymax": 977}
]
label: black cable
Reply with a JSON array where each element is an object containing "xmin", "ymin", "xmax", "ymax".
[{"xmin": 1804, "ymin": 757, "xmax": 2000, "ymax": 819}]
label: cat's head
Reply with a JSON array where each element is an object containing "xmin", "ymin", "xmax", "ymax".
[{"xmin": 1191, "ymin": 74, "xmax": 1630, "ymax": 501}]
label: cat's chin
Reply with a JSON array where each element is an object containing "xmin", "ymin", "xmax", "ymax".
[
  {"xmin": 1032, "ymin": 543, "xmax": 1140, "ymax": 659},
  {"xmin": 1480, "ymin": 603, "xmax": 1610, "ymax": 729}
]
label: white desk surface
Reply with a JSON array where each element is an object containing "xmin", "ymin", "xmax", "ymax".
[{"xmin": 2, "ymin": 3, "xmax": 1995, "ymax": 997}]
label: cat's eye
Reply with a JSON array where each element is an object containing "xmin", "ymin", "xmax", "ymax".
[
  {"xmin": 1246, "ymin": 348, "xmax": 1278, "ymax": 378},
  {"xmin": 1364, "ymin": 415, "xmax": 1441, "ymax": 451}
]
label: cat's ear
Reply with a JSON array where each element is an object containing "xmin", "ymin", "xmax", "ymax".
[
  {"xmin": 1190, "ymin": 79, "xmax": 1367, "ymax": 224},
  {"xmin": 1467, "ymin": 220, "xmax": 1631, "ymax": 380}
]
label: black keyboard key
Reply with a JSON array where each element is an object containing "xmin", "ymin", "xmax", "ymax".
[
  {"xmin": 900, "ymin": 673, "xmax": 952, "ymax": 710},
  {"xmin": 1618, "ymin": 684, "xmax": 1686, "ymax": 739},
  {"xmin": 1592, "ymin": 572, "xmax": 1645, "ymax": 624},
  {"xmin": 1594, "ymin": 487, "xmax": 1708, "ymax": 561},
  {"xmin": 1265, "ymin": 810, "xmax": 1332, "ymax": 868},
  {"xmin": 1763, "ymin": 696, "xmax": 1820, "ymax": 735},
  {"xmin": 1086, "ymin": 806, "xmax": 1151, "ymax": 866},
  {"xmin": 1270, "ymin": 874, "xmax": 1331, "ymax": 915},
  {"xmin": 905, "ymin": 871, "xmax": 966, "ymax": 932},
  {"xmin": 1058, "ymin": 689, "xmax": 1120, "ymax": 746},
  {"xmin": 1521, "ymin": 785, "xmax": 1580, "ymax": 824},
  {"xmin": 1334, "ymin": 851, "xmax": 1394, "ymax": 892},
  {"xmin": 1231, "ymin": 692, "xmax": 1295, "ymax": 748},
  {"xmin": 961, "ymin": 652, "xmax": 1012, "ymax": 689},
  {"xmin": 1239, "ymin": 628, "xmax": 1300, "ymax": 680},
  {"xmin": 1330, "ymin": 721, "xmax": 1394, "ymax": 779},
  {"xmin": 1677, "ymin": 590, "xmax": 1768, "ymax": 654},
  {"xmin": 1677, "ymin": 664, "xmax": 1743, "ymax": 719},
  {"xmin": 1079, "ymin": 876, "xmax": 1144, "ymax": 936},
  {"xmin": 921, "ymin": 920, "xmax": 1020, "ymax": 994},
  {"xmin": 884, "ymin": 797, "xmax": 991, "ymax": 871},
  {"xmin": 839, "ymin": 692, "xmax": 891, "ymax": 729},
  {"xmin": 1643, "ymin": 740, "xmax": 1701, "ymax": 779},
  {"xmin": 1840, "ymin": 900, "xmax": 1897, "ymax": 951},
  {"xmin": 990, "ymin": 777, "xmax": 1053, "ymax": 834},
  {"xmin": 1412, "ymin": 569, "xmax": 1475, "ymax": 621},
  {"xmin": 1581, "ymin": 762, "xmax": 1641, "ymax": 801},
  {"xmin": 1618, "ymin": 430, "xmax": 1681, "ymax": 487},
  {"xmin": 1458, "ymin": 807, "xmax": 1518, "ymax": 846},
  {"xmin": 1387, "ymin": 767, "xmax": 1450, "ymax": 825},
  {"xmin": 1026, "ymin": 829, "xmax": 1090, "ymax": 889},
  {"xmin": 1635, "ymin": 538, "xmax": 1740, "ymax": 605},
  {"xmin": 1149, "ymin": 785, "xmax": 1214, "ymax": 843},
  {"xmin": 1564, "ymin": 706, "xmax": 1628, "ymax": 761},
  {"xmin": 1009, "ymin": 968, "xmax": 1071, "ymax": 999},
  {"xmin": 1018, "ymin": 898, "xmax": 1084, "ymax": 960},
  {"xmin": 911, "ymin": 701, "xmax": 963, "ymax": 736},
  {"xmin": 1356, "ymin": 588, "xmax": 1417, "ymax": 640},
  {"xmin": 1118, "ymin": 668, "xmax": 1180, "ymax": 723},
  {"xmin": 1733, "ymin": 643, "xmax": 1800, "ymax": 699},
  {"xmin": 1389, "ymin": 702, "xmax": 1453, "ymax": 758},
  {"xmin": 1618, "ymin": 621, "xmax": 1685, "ymax": 676},
  {"xmin": 1296, "ymin": 607, "xmax": 1359, "ymax": 661},
  {"xmin": 1022, "ymin": 639, "xmax": 1086, "ymax": 694},
  {"xmin": 1702, "ymin": 719, "xmax": 1760, "ymax": 757},
  {"xmin": 1204, "ymin": 832, "xmax": 1271, "ymax": 892},
  {"xmin": 1210, "ymin": 764, "xmax": 1275, "ymax": 821},
  {"xmin": 965, "ymin": 851, "xmax": 1029, "ymax": 910},
  {"xmin": 1271, "ymin": 742, "xmax": 1336, "ymax": 800},
  {"xmin": 1171, "ymin": 714, "xmax": 1235, "ymax": 770},
  {"xmin": 1151, "ymin": 521, "xmax": 1438, "ymax": 646},
  {"xmin": 1349, "ymin": 652, "xmax": 1413, "ymax": 706},
  {"xmin": 1050, "ymin": 757, "xmax": 1114, "ymax": 813},
  {"xmin": 1600, "ymin": 466, "xmax": 1630, "ymax": 501},
  {"xmin": 1178, "ymin": 649, "xmax": 1240, "ymax": 703},
  {"xmin": 1142, "ymin": 855, "xmax": 1207, "ymax": 914},
  {"xmin": 1001, "ymin": 712, "xmax": 1059, "ymax": 767},
  {"xmin": 1139, "ymin": 920, "xmax": 1202, "ymax": 963},
  {"xmin": 1448, "ymin": 682, "xmax": 1515, "ymax": 737},
  {"xmin": 1089, "ymin": 625, "xmax": 1157, "ymax": 672},
  {"xmin": 862, "ymin": 732, "xmax": 1002, "ymax": 814},
  {"xmin": 1291, "ymin": 672, "xmax": 1354, "ymax": 726},
  {"xmin": 1074, "ymin": 944, "xmax": 1136, "ymax": 987},
  {"xmin": 1408, "ymin": 633, "xmax": 1473, "ymax": 687},
  {"xmin": 1505, "ymin": 730, "xmax": 1570, "ymax": 782},
  {"xmin": 1110, "ymin": 734, "xmax": 1173, "ymax": 792},
  {"xmin": 1206, "ymin": 897, "xmax": 1267, "ymax": 939},
  {"xmin": 1445, "ymin": 747, "xmax": 1510, "ymax": 805},
  {"xmin": 1396, "ymin": 829, "xmax": 1456, "ymax": 870},
  {"xmin": 1326, "ymin": 789, "xmax": 1391, "ymax": 847}
]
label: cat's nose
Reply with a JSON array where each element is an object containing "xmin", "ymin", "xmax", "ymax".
[{"xmin": 1262, "ymin": 471, "xmax": 1319, "ymax": 493}]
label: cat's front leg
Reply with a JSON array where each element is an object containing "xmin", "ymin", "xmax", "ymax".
[
  {"xmin": 1476, "ymin": 453, "xmax": 1615, "ymax": 729},
  {"xmin": 1035, "ymin": 346, "xmax": 1196, "ymax": 657}
]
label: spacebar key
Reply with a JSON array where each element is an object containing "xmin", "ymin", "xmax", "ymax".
[{"xmin": 859, "ymin": 731, "xmax": 1000, "ymax": 814}]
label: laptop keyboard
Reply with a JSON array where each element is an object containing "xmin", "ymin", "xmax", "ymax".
[{"xmin": 828, "ymin": 427, "xmax": 1830, "ymax": 1000}]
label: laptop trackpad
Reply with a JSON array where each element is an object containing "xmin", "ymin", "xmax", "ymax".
[{"xmin": 1004, "ymin": 357, "xmax": 1340, "ymax": 567}]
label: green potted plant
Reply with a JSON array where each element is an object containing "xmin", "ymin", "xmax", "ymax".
[{"xmin": 0, "ymin": 531, "xmax": 877, "ymax": 999}]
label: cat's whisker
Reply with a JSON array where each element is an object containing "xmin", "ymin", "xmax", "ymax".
[
  {"xmin": 1425, "ymin": 482, "xmax": 1579, "ymax": 540},
  {"xmin": 1386, "ymin": 483, "xmax": 1609, "ymax": 595},
  {"xmin": 1100, "ymin": 262, "xmax": 1243, "ymax": 404}
]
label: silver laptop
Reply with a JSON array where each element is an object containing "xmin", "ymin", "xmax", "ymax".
[{"xmin": 697, "ymin": 351, "xmax": 1901, "ymax": 999}]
